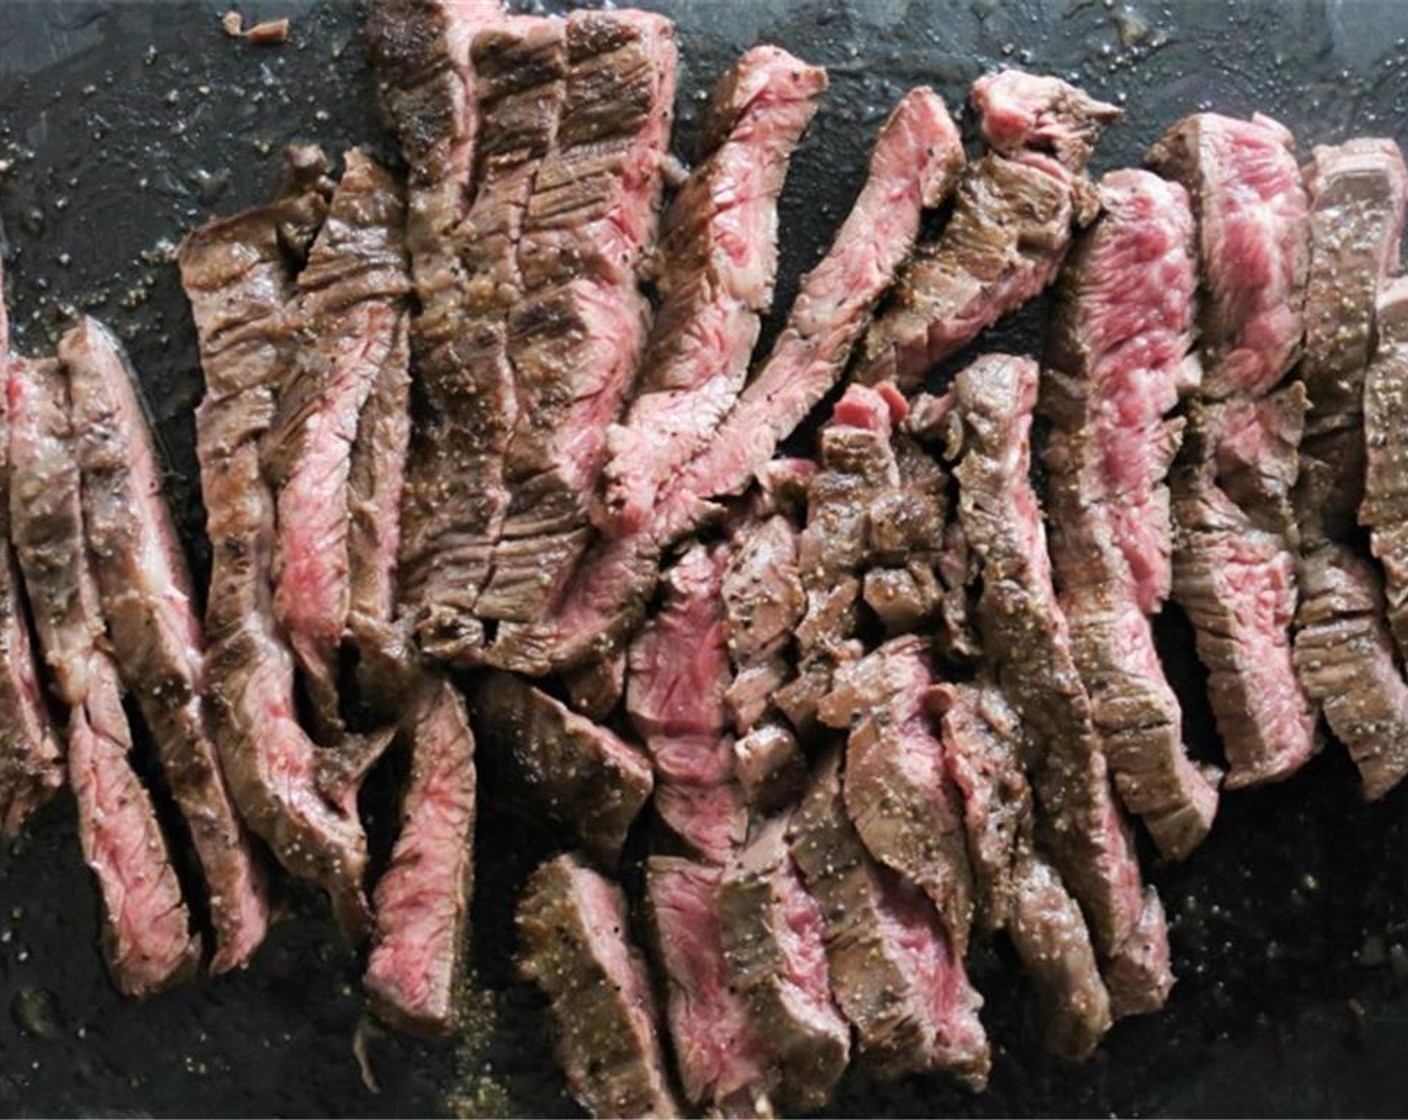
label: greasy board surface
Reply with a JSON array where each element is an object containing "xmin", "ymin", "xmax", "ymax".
[{"xmin": 2, "ymin": 1, "xmax": 1408, "ymax": 1116}]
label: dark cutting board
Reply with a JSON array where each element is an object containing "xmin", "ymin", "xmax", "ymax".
[{"xmin": 3, "ymin": 1, "xmax": 1408, "ymax": 1116}]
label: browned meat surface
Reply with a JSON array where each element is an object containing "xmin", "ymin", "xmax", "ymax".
[
  {"xmin": 722, "ymin": 513, "xmax": 804, "ymax": 734},
  {"xmin": 561, "ymin": 651, "xmax": 626, "ymax": 720},
  {"xmin": 9, "ymin": 355, "xmax": 200, "ymax": 997},
  {"xmin": 732, "ymin": 723, "xmax": 805, "ymax": 813},
  {"xmin": 860, "ymin": 70, "xmax": 1118, "ymax": 389},
  {"xmin": 519, "ymin": 853, "xmax": 681, "ymax": 1119}
]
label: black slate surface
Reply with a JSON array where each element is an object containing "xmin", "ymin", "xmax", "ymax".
[{"xmin": 2, "ymin": 1, "xmax": 1408, "ymax": 1116}]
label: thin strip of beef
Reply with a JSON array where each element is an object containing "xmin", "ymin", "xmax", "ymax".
[
  {"xmin": 9, "ymin": 355, "xmax": 199, "ymax": 997},
  {"xmin": 519, "ymin": 854, "xmax": 681, "ymax": 1119},
  {"xmin": 364, "ymin": 676, "xmax": 476, "ymax": 1036},
  {"xmin": 627, "ymin": 543, "xmax": 745, "ymax": 862},
  {"xmin": 941, "ymin": 353, "xmax": 1172, "ymax": 1018},
  {"xmin": 1294, "ymin": 545, "xmax": 1408, "ymax": 800},
  {"xmin": 483, "ymin": 84, "xmax": 963, "ymax": 674},
  {"xmin": 599, "ymin": 46, "xmax": 827, "ymax": 538},
  {"xmin": 63, "ymin": 317, "xmax": 269, "ymax": 974},
  {"xmin": 859, "ymin": 69, "xmax": 1119, "ymax": 389},
  {"xmin": 933, "ymin": 681, "xmax": 1111, "ymax": 1062},
  {"xmin": 471, "ymin": 670, "xmax": 651, "ymax": 865},
  {"xmin": 1041, "ymin": 168, "xmax": 1218, "ymax": 861},
  {"xmin": 262, "ymin": 150, "xmax": 412, "ymax": 735},
  {"xmin": 719, "ymin": 815, "xmax": 850, "ymax": 1113},
  {"xmin": 178, "ymin": 152, "xmax": 371, "ymax": 938},
  {"xmin": 817, "ymin": 636, "xmax": 974, "ymax": 956},
  {"xmin": 476, "ymin": 10, "xmax": 679, "ymax": 623},
  {"xmin": 790, "ymin": 747, "xmax": 990, "ymax": 1089}
]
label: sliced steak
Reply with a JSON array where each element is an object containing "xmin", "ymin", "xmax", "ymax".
[
  {"xmin": 732, "ymin": 723, "xmax": 806, "ymax": 813},
  {"xmin": 722, "ymin": 513, "xmax": 804, "ymax": 735},
  {"xmin": 484, "ymin": 84, "xmax": 963, "ymax": 674},
  {"xmin": 1361, "ymin": 277, "xmax": 1408, "ymax": 665},
  {"xmin": 471, "ymin": 671, "xmax": 651, "ymax": 865},
  {"xmin": 860, "ymin": 70, "xmax": 1118, "ymax": 389},
  {"xmin": 63, "ymin": 317, "xmax": 268, "ymax": 974},
  {"xmin": 9, "ymin": 355, "xmax": 200, "ymax": 997},
  {"xmin": 718, "ymin": 815, "xmax": 850, "ymax": 1113},
  {"xmin": 941, "ymin": 353, "xmax": 1172, "ymax": 1017},
  {"xmin": 789, "ymin": 748, "xmax": 990, "ymax": 1088},
  {"xmin": 561, "ymin": 650, "xmax": 626, "ymax": 720},
  {"xmin": 519, "ymin": 853, "xmax": 681, "ymax": 1119},
  {"xmin": 364, "ymin": 676, "xmax": 476, "ymax": 1036},
  {"xmin": 262, "ymin": 150, "xmax": 412, "ymax": 734},
  {"xmin": 1041, "ymin": 168, "xmax": 1218, "ymax": 861},
  {"xmin": 600, "ymin": 46, "xmax": 827, "ymax": 538},
  {"xmin": 178, "ymin": 153, "xmax": 371, "ymax": 938}
]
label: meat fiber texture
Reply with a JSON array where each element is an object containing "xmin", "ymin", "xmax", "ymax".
[
  {"xmin": 1040, "ymin": 168, "xmax": 1219, "ymax": 861},
  {"xmin": 1148, "ymin": 111, "xmax": 1317, "ymax": 789},
  {"xmin": 479, "ymin": 82, "xmax": 964, "ymax": 675}
]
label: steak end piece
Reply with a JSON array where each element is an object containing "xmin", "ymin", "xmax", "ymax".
[{"xmin": 971, "ymin": 67, "xmax": 1122, "ymax": 172}]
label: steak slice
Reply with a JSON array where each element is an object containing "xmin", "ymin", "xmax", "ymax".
[
  {"xmin": 364, "ymin": 676, "xmax": 476, "ymax": 1036},
  {"xmin": 859, "ymin": 70, "xmax": 1118, "ymax": 389},
  {"xmin": 470, "ymin": 670, "xmax": 651, "ymax": 865},
  {"xmin": 9, "ymin": 355, "xmax": 200, "ymax": 997},
  {"xmin": 719, "ymin": 815, "xmax": 850, "ymax": 1113},
  {"xmin": 63, "ymin": 317, "xmax": 268, "ymax": 975},
  {"xmin": 519, "ymin": 853, "xmax": 681, "ymax": 1119},
  {"xmin": 941, "ymin": 353, "xmax": 1172, "ymax": 1017},
  {"xmin": 483, "ymin": 83, "xmax": 963, "ymax": 674},
  {"xmin": 1041, "ymin": 168, "xmax": 1218, "ymax": 861},
  {"xmin": 263, "ymin": 150, "xmax": 412, "ymax": 735},
  {"xmin": 790, "ymin": 748, "xmax": 990, "ymax": 1088},
  {"xmin": 1147, "ymin": 112, "xmax": 1309, "ymax": 401},
  {"xmin": 600, "ymin": 46, "xmax": 827, "ymax": 538},
  {"xmin": 178, "ymin": 153, "xmax": 371, "ymax": 938}
]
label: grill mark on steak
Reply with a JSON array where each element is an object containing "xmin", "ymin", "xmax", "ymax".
[
  {"xmin": 939, "ymin": 353, "xmax": 1172, "ymax": 1018},
  {"xmin": 364, "ymin": 675, "xmax": 476, "ymax": 1036},
  {"xmin": 9, "ymin": 355, "xmax": 201, "ymax": 997},
  {"xmin": 471, "ymin": 670, "xmax": 652, "ymax": 866},
  {"xmin": 599, "ymin": 46, "xmax": 827, "ymax": 539},
  {"xmin": 1041, "ymin": 168, "xmax": 1219, "ymax": 861},
  {"xmin": 790, "ymin": 747, "xmax": 990, "ymax": 1089},
  {"xmin": 519, "ymin": 854, "xmax": 681, "ymax": 1119},
  {"xmin": 178, "ymin": 151, "xmax": 372, "ymax": 939},
  {"xmin": 859, "ymin": 70, "xmax": 1118, "ymax": 390},
  {"xmin": 482, "ymin": 84, "xmax": 962, "ymax": 674},
  {"xmin": 63, "ymin": 317, "xmax": 269, "ymax": 975}
]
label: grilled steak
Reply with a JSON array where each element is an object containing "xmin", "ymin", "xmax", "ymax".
[
  {"xmin": 483, "ymin": 84, "xmax": 963, "ymax": 674},
  {"xmin": 178, "ymin": 152, "xmax": 371, "ymax": 938},
  {"xmin": 519, "ymin": 853, "xmax": 681, "ymax": 1119},
  {"xmin": 732, "ymin": 723, "xmax": 805, "ymax": 813},
  {"xmin": 941, "ymin": 353, "xmax": 1172, "ymax": 1017},
  {"xmin": 1041, "ymin": 169, "xmax": 1218, "ymax": 861},
  {"xmin": 9, "ymin": 355, "xmax": 200, "ymax": 997},
  {"xmin": 862, "ymin": 436, "xmax": 951, "ymax": 641},
  {"xmin": 471, "ymin": 671, "xmax": 651, "ymax": 865},
  {"xmin": 63, "ymin": 317, "xmax": 268, "ymax": 974},
  {"xmin": 627, "ymin": 544, "xmax": 745, "ymax": 861},
  {"xmin": 263, "ymin": 150, "xmax": 412, "ymax": 734},
  {"xmin": 561, "ymin": 651, "xmax": 626, "ymax": 720},
  {"xmin": 859, "ymin": 70, "xmax": 1118, "ymax": 389},
  {"xmin": 364, "ymin": 676, "xmax": 476, "ymax": 1036},
  {"xmin": 600, "ymin": 46, "xmax": 827, "ymax": 537},
  {"xmin": 790, "ymin": 748, "xmax": 990, "ymax": 1088},
  {"xmin": 718, "ymin": 815, "xmax": 850, "ymax": 1113}
]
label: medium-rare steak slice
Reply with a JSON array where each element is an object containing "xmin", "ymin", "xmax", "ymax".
[
  {"xmin": 600, "ymin": 46, "xmax": 827, "ymax": 538},
  {"xmin": 364, "ymin": 676, "xmax": 476, "ymax": 1036},
  {"xmin": 719, "ymin": 815, "xmax": 850, "ymax": 1113},
  {"xmin": 263, "ymin": 150, "xmax": 412, "ymax": 734},
  {"xmin": 790, "ymin": 748, "xmax": 990, "ymax": 1088},
  {"xmin": 1361, "ymin": 278, "xmax": 1408, "ymax": 664},
  {"xmin": 627, "ymin": 544, "xmax": 744, "ymax": 861},
  {"xmin": 1294, "ymin": 545, "xmax": 1408, "ymax": 800},
  {"xmin": 860, "ymin": 70, "xmax": 1118, "ymax": 389},
  {"xmin": 483, "ymin": 84, "xmax": 964, "ymax": 674},
  {"xmin": 519, "ymin": 853, "xmax": 681, "ymax": 1120},
  {"xmin": 9, "ymin": 355, "xmax": 199, "ymax": 997},
  {"xmin": 63, "ymin": 317, "xmax": 268, "ymax": 974},
  {"xmin": 471, "ymin": 670, "xmax": 651, "ymax": 865},
  {"xmin": 940, "ymin": 353, "xmax": 1172, "ymax": 1017},
  {"xmin": 178, "ymin": 152, "xmax": 371, "ymax": 938},
  {"xmin": 1041, "ymin": 168, "xmax": 1218, "ymax": 860}
]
